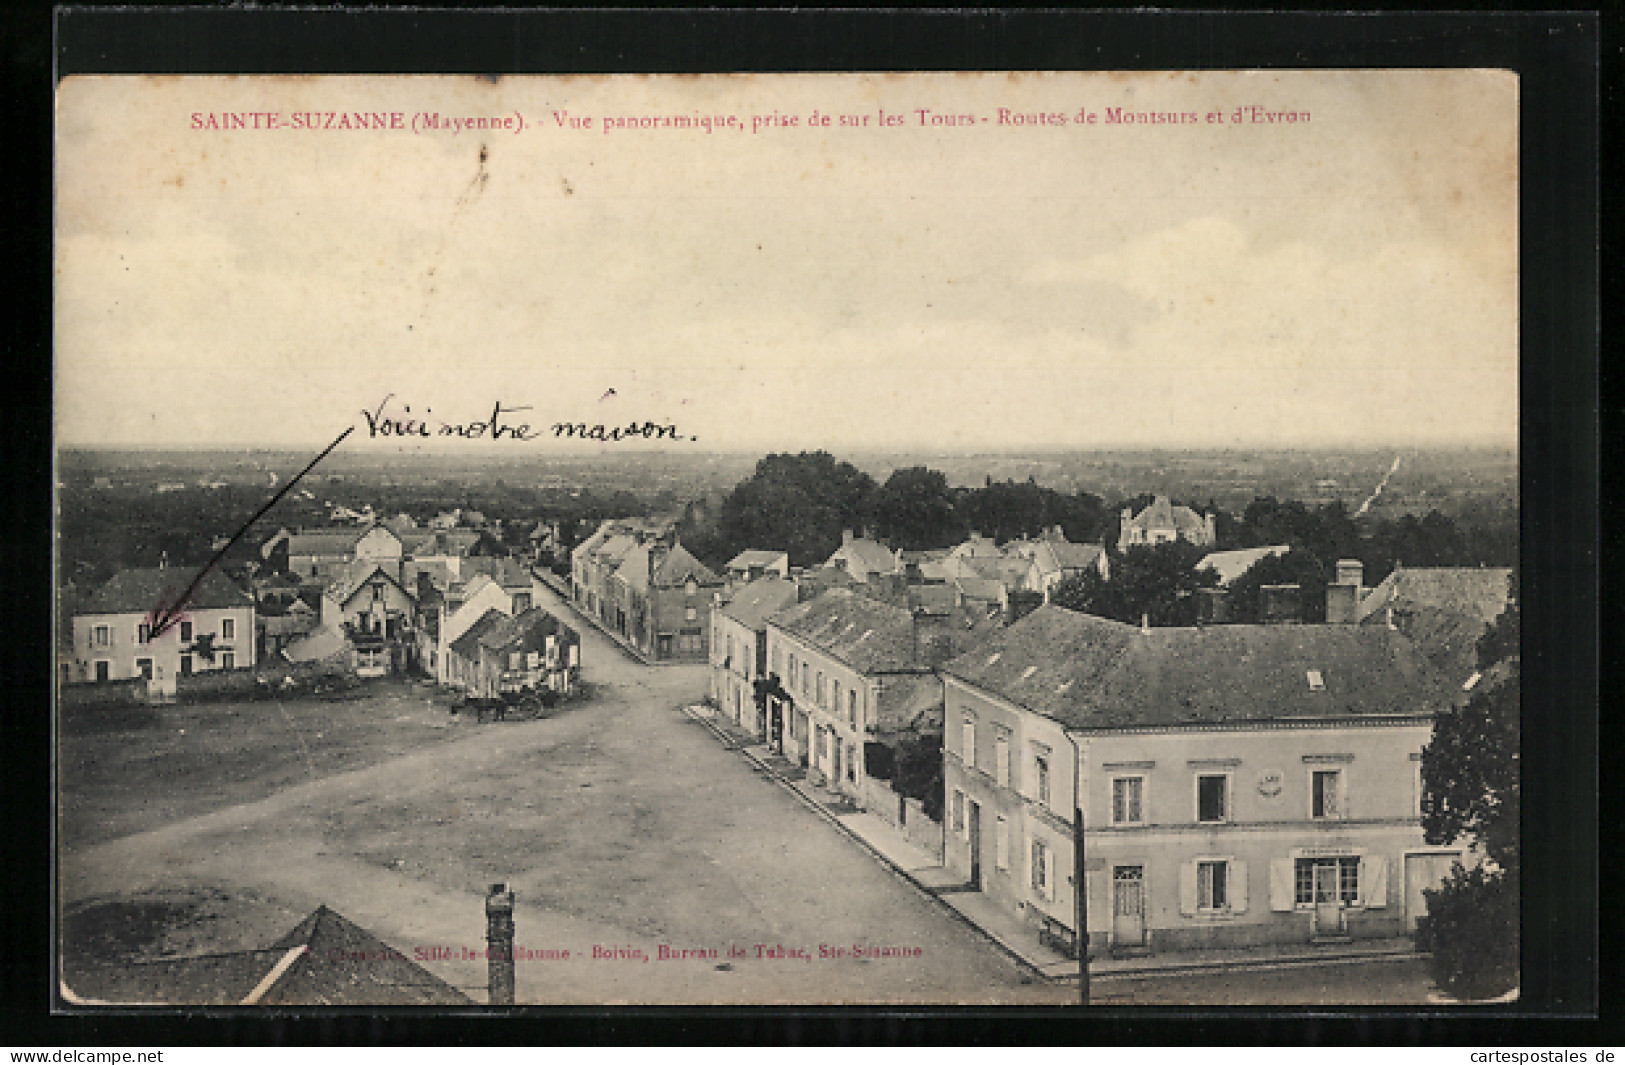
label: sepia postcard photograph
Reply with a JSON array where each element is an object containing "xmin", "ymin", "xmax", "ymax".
[{"xmin": 53, "ymin": 67, "xmax": 1528, "ymax": 1010}]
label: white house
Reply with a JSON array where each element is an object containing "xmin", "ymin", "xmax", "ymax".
[
  {"xmin": 70, "ymin": 567, "xmax": 256, "ymax": 686},
  {"xmin": 940, "ymin": 605, "xmax": 1465, "ymax": 959}
]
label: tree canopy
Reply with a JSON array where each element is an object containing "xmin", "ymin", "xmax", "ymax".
[
  {"xmin": 1225, "ymin": 548, "xmax": 1330, "ymax": 624},
  {"xmin": 1050, "ymin": 541, "xmax": 1218, "ymax": 627}
]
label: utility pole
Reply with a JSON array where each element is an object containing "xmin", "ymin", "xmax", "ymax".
[
  {"xmin": 486, "ymin": 883, "xmax": 516, "ymax": 1006},
  {"xmin": 1075, "ymin": 805, "xmax": 1089, "ymax": 1005},
  {"xmin": 1066, "ymin": 730, "xmax": 1090, "ymax": 1006}
]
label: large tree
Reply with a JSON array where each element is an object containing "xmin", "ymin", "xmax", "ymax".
[
  {"xmin": 706, "ymin": 451, "xmax": 878, "ymax": 569},
  {"xmin": 1050, "ymin": 541, "xmax": 1218, "ymax": 627},
  {"xmin": 1417, "ymin": 586, "xmax": 1519, "ymax": 999},
  {"xmin": 873, "ymin": 467, "xmax": 963, "ymax": 550},
  {"xmin": 1225, "ymin": 548, "xmax": 1330, "ymax": 623}
]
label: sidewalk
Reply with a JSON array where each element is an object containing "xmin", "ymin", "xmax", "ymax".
[{"xmin": 681, "ymin": 702, "xmax": 1422, "ymax": 984}]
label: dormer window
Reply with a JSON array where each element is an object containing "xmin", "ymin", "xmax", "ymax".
[{"xmin": 1306, "ymin": 670, "xmax": 1325, "ymax": 691}]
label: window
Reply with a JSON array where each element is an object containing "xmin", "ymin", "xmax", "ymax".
[
  {"xmin": 845, "ymin": 744, "xmax": 856, "ymax": 783},
  {"xmin": 952, "ymin": 789, "xmax": 966, "ymax": 834},
  {"xmin": 816, "ymin": 672, "xmax": 826, "ymax": 708},
  {"xmin": 221, "ymin": 618, "xmax": 235, "ymax": 640},
  {"xmin": 135, "ymin": 658, "xmax": 153, "ymax": 680},
  {"xmin": 726, "ymin": 635, "xmax": 734, "ymax": 666},
  {"xmin": 1412, "ymin": 756, "xmax": 1424, "ymax": 819},
  {"xmin": 1031, "ymin": 839, "xmax": 1052, "ymax": 897},
  {"xmin": 995, "ymin": 816, "xmax": 1009, "ymax": 870},
  {"xmin": 1197, "ymin": 860, "xmax": 1229, "ymax": 910},
  {"xmin": 94, "ymin": 660, "xmax": 110, "ymax": 682},
  {"xmin": 685, "ymin": 606, "xmax": 698, "ymax": 622},
  {"xmin": 137, "ymin": 623, "xmax": 150, "ymax": 644},
  {"xmin": 1311, "ymin": 769, "xmax": 1343, "ymax": 819},
  {"xmin": 961, "ymin": 717, "xmax": 976, "ymax": 769},
  {"xmin": 1294, "ymin": 857, "xmax": 1361, "ymax": 905},
  {"xmin": 221, "ymin": 651, "xmax": 236, "ymax": 670},
  {"xmin": 93, "ymin": 625, "xmax": 110, "ymax": 648},
  {"xmin": 180, "ymin": 621, "xmax": 193, "ymax": 643},
  {"xmin": 847, "ymin": 688, "xmax": 858, "ymax": 730},
  {"xmin": 1113, "ymin": 776, "xmax": 1145, "ymax": 824},
  {"xmin": 994, "ymin": 733, "xmax": 1011, "ymax": 788},
  {"xmin": 801, "ymin": 664, "xmax": 809, "ymax": 696},
  {"xmin": 179, "ymin": 655, "xmax": 193, "ymax": 677},
  {"xmin": 1034, "ymin": 754, "xmax": 1051, "ymax": 806},
  {"xmin": 831, "ymin": 679, "xmax": 841, "ymax": 718},
  {"xmin": 788, "ymin": 654, "xmax": 797, "ymax": 687},
  {"xmin": 1196, "ymin": 774, "xmax": 1229, "ymax": 823}
]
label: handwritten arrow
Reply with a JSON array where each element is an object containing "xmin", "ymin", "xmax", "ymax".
[{"xmin": 148, "ymin": 426, "xmax": 355, "ymax": 640}]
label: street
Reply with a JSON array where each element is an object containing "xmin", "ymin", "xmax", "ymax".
[{"xmin": 60, "ymin": 579, "xmax": 1070, "ymax": 1005}]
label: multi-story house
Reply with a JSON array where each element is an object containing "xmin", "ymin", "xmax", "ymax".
[
  {"xmin": 573, "ymin": 520, "xmax": 723, "ymax": 662},
  {"xmin": 70, "ymin": 567, "xmax": 256, "ymax": 685},
  {"xmin": 764, "ymin": 588, "xmax": 994, "ymax": 810},
  {"xmin": 939, "ymin": 604, "xmax": 1463, "ymax": 959},
  {"xmin": 709, "ymin": 577, "xmax": 800, "ymax": 739},
  {"xmin": 318, "ymin": 561, "xmax": 417, "ymax": 676},
  {"xmin": 823, "ymin": 530, "xmax": 902, "ymax": 584},
  {"xmin": 471, "ymin": 608, "xmax": 582, "ymax": 700},
  {"xmin": 1118, "ymin": 496, "xmax": 1217, "ymax": 550},
  {"xmin": 1006, "ymin": 527, "xmax": 1112, "ymax": 600}
]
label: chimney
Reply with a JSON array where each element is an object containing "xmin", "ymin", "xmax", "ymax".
[
  {"xmin": 1260, "ymin": 583, "xmax": 1302, "ymax": 624},
  {"xmin": 1197, "ymin": 587, "xmax": 1229, "ymax": 625},
  {"xmin": 1140, "ymin": 613, "xmax": 1151, "ymax": 635},
  {"xmin": 485, "ymin": 883, "xmax": 516, "ymax": 1005},
  {"xmin": 1326, "ymin": 559, "xmax": 1364, "ymax": 624},
  {"xmin": 842, "ymin": 529, "xmax": 854, "ymax": 546}
]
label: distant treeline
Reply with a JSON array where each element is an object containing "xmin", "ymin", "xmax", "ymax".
[{"xmin": 676, "ymin": 451, "xmax": 1518, "ymax": 583}]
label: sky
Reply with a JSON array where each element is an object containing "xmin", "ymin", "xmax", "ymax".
[{"xmin": 54, "ymin": 72, "xmax": 1519, "ymax": 453}]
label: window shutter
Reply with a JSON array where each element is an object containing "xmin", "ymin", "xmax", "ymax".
[
  {"xmin": 1270, "ymin": 859, "xmax": 1295, "ymax": 912},
  {"xmin": 1043, "ymin": 846, "xmax": 1056, "ymax": 901},
  {"xmin": 1360, "ymin": 856, "xmax": 1389, "ymax": 909},
  {"xmin": 1178, "ymin": 861, "xmax": 1198, "ymax": 916},
  {"xmin": 1230, "ymin": 859, "xmax": 1249, "ymax": 913},
  {"xmin": 1085, "ymin": 870, "xmax": 1110, "ymax": 934}
]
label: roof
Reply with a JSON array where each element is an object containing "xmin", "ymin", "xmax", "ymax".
[
  {"xmin": 449, "ymin": 608, "xmax": 509, "ymax": 660},
  {"xmin": 942, "ymin": 605, "xmax": 1453, "ymax": 731},
  {"xmin": 955, "ymin": 577, "xmax": 1008, "ymax": 603},
  {"xmin": 261, "ymin": 612, "xmax": 317, "ymax": 638},
  {"xmin": 81, "ymin": 567, "xmax": 253, "ymax": 616},
  {"xmin": 325, "ymin": 561, "xmax": 413, "ymax": 606},
  {"xmin": 718, "ymin": 577, "xmax": 801, "ymax": 631},
  {"xmin": 728, "ymin": 549, "xmax": 789, "ymax": 570},
  {"xmin": 281, "ymin": 625, "xmax": 350, "ymax": 663},
  {"xmin": 64, "ymin": 906, "xmax": 472, "ymax": 1006},
  {"xmin": 1126, "ymin": 495, "xmax": 1207, "ymax": 534},
  {"xmin": 1197, "ymin": 545, "xmax": 1293, "ymax": 586},
  {"xmin": 653, "ymin": 543, "xmax": 721, "ymax": 587},
  {"xmin": 908, "ymin": 584, "xmax": 960, "ymax": 615},
  {"xmin": 1046, "ymin": 541, "xmax": 1107, "ymax": 572},
  {"xmin": 286, "ymin": 528, "xmax": 369, "ymax": 556},
  {"xmin": 963, "ymin": 555, "xmax": 1031, "ymax": 589},
  {"xmin": 768, "ymin": 588, "xmax": 924, "ymax": 675},
  {"xmin": 476, "ymin": 607, "xmax": 577, "ymax": 656},
  {"xmin": 826, "ymin": 538, "xmax": 901, "ymax": 576},
  {"xmin": 462, "ymin": 555, "xmax": 534, "ymax": 591},
  {"xmin": 874, "ymin": 673, "xmax": 946, "ymax": 736},
  {"xmin": 1359, "ymin": 566, "xmax": 1514, "ymax": 678}
]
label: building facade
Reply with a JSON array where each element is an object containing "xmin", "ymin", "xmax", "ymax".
[
  {"xmin": 940, "ymin": 606, "xmax": 1463, "ymax": 958},
  {"xmin": 709, "ymin": 577, "xmax": 800, "ymax": 739},
  {"xmin": 1118, "ymin": 496, "xmax": 1217, "ymax": 550},
  {"xmin": 70, "ymin": 568, "xmax": 257, "ymax": 685}
]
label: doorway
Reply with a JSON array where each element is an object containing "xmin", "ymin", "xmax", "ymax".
[
  {"xmin": 1404, "ymin": 851, "xmax": 1462, "ymax": 933},
  {"xmin": 1313, "ymin": 862, "xmax": 1346, "ymax": 935},
  {"xmin": 968, "ymin": 801, "xmax": 982, "ymax": 890},
  {"xmin": 1112, "ymin": 866, "xmax": 1147, "ymax": 948}
]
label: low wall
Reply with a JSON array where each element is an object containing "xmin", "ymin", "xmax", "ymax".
[
  {"xmin": 903, "ymin": 798, "xmax": 944, "ymax": 861},
  {"xmin": 861, "ymin": 777, "xmax": 906, "ymax": 826},
  {"xmin": 59, "ymin": 679, "xmax": 147, "ymax": 711}
]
